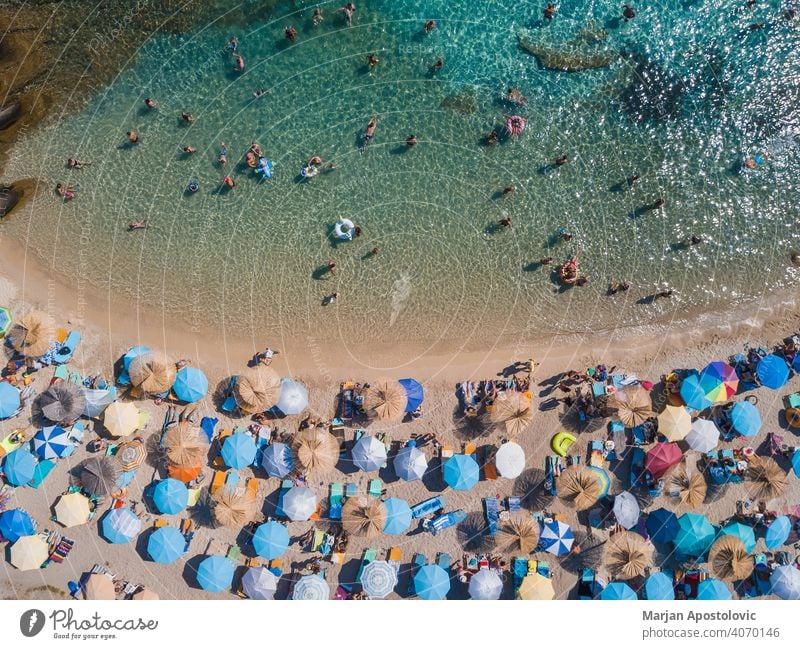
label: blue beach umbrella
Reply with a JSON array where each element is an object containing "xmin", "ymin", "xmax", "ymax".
[
  {"xmin": 383, "ymin": 498, "xmax": 412, "ymax": 535},
  {"xmin": 680, "ymin": 374, "xmax": 712, "ymax": 411},
  {"xmin": 293, "ymin": 573, "xmax": 329, "ymax": 600},
  {"xmin": 221, "ymin": 431, "xmax": 256, "ymax": 469},
  {"xmin": 540, "ymin": 519, "xmax": 575, "ymax": 556},
  {"xmin": 147, "ymin": 526, "xmax": 185, "ymax": 564},
  {"xmin": 646, "ymin": 508, "xmax": 680, "ymax": 544},
  {"xmin": 173, "ymin": 367, "xmax": 208, "ymax": 403},
  {"xmin": 793, "ymin": 449, "xmax": 800, "ymax": 478},
  {"xmin": 793, "ymin": 355, "xmax": 800, "ymax": 374},
  {"xmin": 601, "ymin": 582, "xmax": 638, "ymax": 601},
  {"xmin": 197, "ymin": 555, "xmax": 234, "ymax": 593},
  {"xmin": 252, "ymin": 521, "xmax": 289, "ymax": 560},
  {"xmin": 443, "ymin": 454, "xmax": 479, "ymax": 491},
  {"xmin": 0, "ymin": 509, "xmax": 35, "ymax": 542},
  {"xmin": 398, "ymin": 378, "xmax": 424, "ymax": 412},
  {"xmin": 393, "ymin": 445, "xmax": 428, "ymax": 482},
  {"xmin": 152, "ymin": 479, "xmax": 189, "ymax": 515},
  {"xmin": 756, "ymin": 354, "xmax": 789, "ymax": 390},
  {"xmin": 101, "ymin": 507, "xmax": 141, "ymax": 544},
  {"xmin": 720, "ymin": 522, "xmax": 756, "ymax": 553},
  {"xmin": 0, "ymin": 306, "xmax": 11, "ymax": 335},
  {"xmin": 3, "ymin": 448, "xmax": 36, "ymax": 486},
  {"xmin": 414, "ymin": 565, "xmax": 450, "ymax": 600},
  {"xmin": 33, "ymin": 425, "xmax": 71, "ymax": 459},
  {"xmin": 696, "ymin": 578, "xmax": 731, "ymax": 600},
  {"xmin": 261, "ymin": 442, "xmax": 293, "ymax": 478},
  {"xmin": 730, "ymin": 401, "xmax": 761, "ymax": 438},
  {"xmin": 645, "ymin": 573, "xmax": 675, "ymax": 600},
  {"xmin": 0, "ymin": 382, "xmax": 21, "ymax": 419},
  {"xmin": 674, "ymin": 513, "xmax": 717, "ymax": 557},
  {"xmin": 765, "ymin": 516, "xmax": 792, "ymax": 550}
]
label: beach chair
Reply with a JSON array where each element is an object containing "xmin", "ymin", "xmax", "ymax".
[
  {"xmin": 513, "ymin": 557, "xmax": 528, "ymax": 595},
  {"xmin": 356, "ymin": 548, "xmax": 377, "ymax": 584},
  {"xmin": 329, "ymin": 483, "xmax": 344, "ymax": 520},
  {"xmin": 631, "ymin": 424, "xmax": 647, "ymax": 446},
  {"xmin": 345, "ymin": 482, "xmax": 358, "ymax": 498},
  {"xmin": 483, "ymin": 497, "xmax": 500, "ymax": 535},
  {"xmin": 269, "ymin": 559, "xmax": 283, "ymax": 577},
  {"xmin": 154, "ymin": 519, "xmax": 168, "ymax": 529},
  {"xmin": 408, "ymin": 553, "xmax": 427, "ymax": 595},
  {"xmin": 275, "ymin": 479, "xmax": 293, "ymax": 518},
  {"xmin": 67, "ymin": 421, "xmax": 86, "ymax": 445},
  {"xmin": 330, "ymin": 418, "xmax": 346, "ymax": 457},
  {"xmin": 788, "ymin": 393, "xmax": 800, "ymax": 409},
  {"xmin": 210, "ymin": 470, "xmax": 226, "ymax": 495},
  {"xmin": 411, "ymin": 495, "xmax": 446, "ymax": 519},
  {"xmin": 28, "ymin": 460, "xmax": 56, "ymax": 489},
  {"xmin": 225, "ymin": 471, "xmax": 240, "ymax": 490},
  {"xmin": 245, "ymin": 478, "xmax": 259, "ymax": 501},
  {"xmin": 506, "ymin": 496, "xmax": 522, "ymax": 515},
  {"xmin": 536, "ymin": 560, "xmax": 551, "ymax": 578},
  {"xmin": 53, "ymin": 331, "xmax": 80, "ymax": 365},
  {"xmin": 136, "ymin": 410, "xmax": 150, "ymax": 433},
  {"xmin": 368, "ymin": 479, "xmax": 382, "ymax": 498},
  {"xmin": 51, "ymin": 365, "xmax": 69, "ymax": 383},
  {"xmin": 212, "ymin": 429, "xmax": 233, "ymax": 468},
  {"xmin": 440, "ymin": 444, "xmax": 454, "ymax": 461},
  {"xmin": 311, "ymin": 530, "xmax": 325, "ymax": 552},
  {"xmin": 221, "ymin": 377, "xmax": 238, "ymax": 414},
  {"xmin": 436, "ymin": 552, "xmax": 451, "ymax": 573}
]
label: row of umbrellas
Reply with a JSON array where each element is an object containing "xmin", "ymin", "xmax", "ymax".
[{"xmin": 122, "ymin": 347, "xmax": 208, "ymax": 403}]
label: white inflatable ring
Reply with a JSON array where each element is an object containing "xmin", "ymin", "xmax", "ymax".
[{"xmin": 334, "ymin": 218, "xmax": 355, "ymax": 240}]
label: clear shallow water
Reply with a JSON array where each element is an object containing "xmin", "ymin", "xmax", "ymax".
[{"xmin": 3, "ymin": 0, "xmax": 800, "ymax": 348}]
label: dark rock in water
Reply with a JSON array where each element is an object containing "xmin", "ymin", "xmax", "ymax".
[
  {"xmin": 517, "ymin": 32, "xmax": 616, "ymax": 72},
  {"xmin": 0, "ymin": 101, "xmax": 21, "ymax": 130},
  {"xmin": 616, "ymin": 53, "xmax": 687, "ymax": 121},
  {"xmin": 0, "ymin": 186, "xmax": 20, "ymax": 218},
  {"xmin": 441, "ymin": 90, "xmax": 477, "ymax": 115}
]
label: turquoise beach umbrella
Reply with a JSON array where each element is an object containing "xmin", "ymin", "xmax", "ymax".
[
  {"xmin": 0, "ymin": 509, "xmax": 35, "ymax": 542},
  {"xmin": 3, "ymin": 448, "xmax": 36, "ymax": 486},
  {"xmin": 101, "ymin": 507, "xmax": 141, "ymax": 544},
  {"xmin": 696, "ymin": 578, "xmax": 731, "ymax": 600},
  {"xmin": 0, "ymin": 382, "xmax": 21, "ymax": 419},
  {"xmin": 680, "ymin": 374, "xmax": 712, "ymax": 411},
  {"xmin": 645, "ymin": 573, "xmax": 675, "ymax": 600},
  {"xmin": 414, "ymin": 565, "xmax": 450, "ymax": 600},
  {"xmin": 173, "ymin": 367, "xmax": 208, "ymax": 403},
  {"xmin": 756, "ymin": 354, "xmax": 789, "ymax": 389},
  {"xmin": 600, "ymin": 582, "xmax": 638, "ymax": 601},
  {"xmin": 197, "ymin": 555, "xmax": 234, "ymax": 593},
  {"xmin": 153, "ymin": 479, "xmax": 189, "ymax": 515},
  {"xmin": 0, "ymin": 306, "xmax": 11, "ymax": 335},
  {"xmin": 383, "ymin": 498, "xmax": 412, "ymax": 535},
  {"xmin": 720, "ymin": 522, "xmax": 756, "ymax": 553},
  {"xmin": 261, "ymin": 442, "xmax": 293, "ymax": 477},
  {"xmin": 221, "ymin": 431, "xmax": 257, "ymax": 469},
  {"xmin": 252, "ymin": 521, "xmax": 289, "ymax": 560},
  {"xmin": 765, "ymin": 516, "xmax": 792, "ymax": 550},
  {"xmin": 147, "ymin": 526, "xmax": 185, "ymax": 564},
  {"xmin": 443, "ymin": 454, "xmax": 479, "ymax": 491},
  {"xmin": 674, "ymin": 513, "xmax": 716, "ymax": 557},
  {"xmin": 730, "ymin": 401, "xmax": 761, "ymax": 437}
]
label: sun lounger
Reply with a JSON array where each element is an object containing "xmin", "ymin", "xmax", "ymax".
[
  {"xmin": 408, "ymin": 553, "xmax": 427, "ymax": 595},
  {"xmin": 411, "ymin": 495, "xmax": 446, "ymax": 519},
  {"xmin": 483, "ymin": 497, "xmax": 500, "ymax": 535},
  {"xmin": 221, "ymin": 377, "xmax": 238, "ymax": 414},
  {"xmin": 513, "ymin": 557, "xmax": 528, "ymax": 595},
  {"xmin": 345, "ymin": 483, "xmax": 358, "ymax": 498},
  {"xmin": 210, "ymin": 470, "xmax": 226, "ymax": 495},
  {"xmin": 338, "ymin": 382, "xmax": 355, "ymax": 420},
  {"xmin": 269, "ymin": 559, "xmax": 283, "ymax": 577},
  {"xmin": 67, "ymin": 421, "xmax": 86, "ymax": 445},
  {"xmin": 330, "ymin": 418, "xmax": 346, "ymax": 457},
  {"xmin": 275, "ymin": 479, "xmax": 293, "ymax": 518},
  {"xmin": 245, "ymin": 477, "xmax": 259, "ymax": 500},
  {"xmin": 53, "ymin": 331, "xmax": 80, "ymax": 365},
  {"xmin": 356, "ymin": 548, "xmax": 377, "ymax": 584},
  {"xmin": 440, "ymin": 444, "xmax": 454, "ymax": 461},
  {"xmin": 28, "ymin": 460, "xmax": 55, "ymax": 489},
  {"xmin": 436, "ymin": 552, "xmax": 451, "ymax": 573},
  {"xmin": 225, "ymin": 471, "xmax": 240, "ymax": 490},
  {"xmin": 312, "ymin": 530, "xmax": 325, "ymax": 552},
  {"xmin": 788, "ymin": 393, "xmax": 800, "ymax": 409},
  {"xmin": 52, "ymin": 365, "xmax": 69, "ymax": 383},
  {"xmin": 136, "ymin": 410, "xmax": 149, "ymax": 432},
  {"xmin": 329, "ymin": 483, "xmax": 344, "ymax": 520},
  {"xmin": 424, "ymin": 510, "xmax": 466, "ymax": 535},
  {"xmin": 536, "ymin": 560, "xmax": 551, "ymax": 578},
  {"xmin": 368, "ymin": 479, "xmax": 382, "ymax": 498}
]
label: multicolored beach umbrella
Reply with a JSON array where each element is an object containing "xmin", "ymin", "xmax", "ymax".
[
  {"xmin": 587, "ymin": 466, "xmax": 611, "ymax": 498},
  {"xmin": 197, "ymin": 555, "xmax": 234, "ymax": 593},
  {"xmin": 276, "ymin": 379, "xmax": 308, "ymax": 415},
  {"xmin": 645, "ymin": 572, "xmax": 674, "ymax": 600},
  {"xmin": 147, "ymin": 526, "xmax": 185, "ymax": 564},
  {"xmin": 102, "ymin": 507, "xmax": 141, "ymax": 544},
  {"xmin": 720, "ymin": 521, "xmax": 756, "ymax": 553},
  {"xmin": 645, "ymin": 442, "xmax": 682, "ymax": 479},
  {"xmin": 242, "ymin": 567, "xmax": 278, "ymax": 600},
  {"xmin": 152, "ymin": 479, "xmax": 189, "ymax": 515},
  {"xmin": 756, "ymin": 354, "xmax": 790, "ymax": 390},
  {"xmin": 686, "ymin": 419, "xmax": 720, "ymax": 453},
  {"xmin": 674, "ymin": 513, "xmax": 717, "ymax": 557},
  {"xmin": 173, "ymin": 367, "xmax": 208, "ymax": 403},
  {"xmin": 0, "ymin": 508, "xmax": 35, "ymax": 542},
  {"xmin": 600, "ymin": 582, "xmax": 637, "ymax": 601},
  {"xmin": 613, "ymin": 491, "xmax": 640, "ymax": 529},
  {"xmin": 3, "ymin": 448, "xmax": 36, "ymax": 486},
  {"xmin": 730, "ymin": 401, "xmax": 761, "ymax": 438},
  {"xmin": 352, "ymin": 435, "xmax": 387, "ymax": 473},
  {"xmin": 769, "ymin": 565, "xmax": 800, "ymax": 600},
  {"xmin": 221, "ymin": 431, "xmax": 257, "ymax": 469},
  {"xmin": 698, "ymin": 361, "xmax": 739, "ymax": 403},
  {"xmin": 252, "ymin": 521, "xmax": 289, "ymax": 560},
  {"xmin": 443, "ymin": 454, "xmax": 480, "ymax": 491},
  {"xmin": 0, "ymin": 381, "xmax": 21, "ymax": 419},
  {"xmin": 0, "ymin": 306, "xmax": 11, "ymax": 335},
  {"xmin": 680, "ymin": 374, "xmax": 712, "ymax": 411},
  {"xmin": 399, "ymin": 378, "xmax": 424, "ymax": 412},
  {"xmin": 540, "ymin": 519, "xmax": 574, "ymax": 556},
  {"xmin": 766, "ymin": 516, "xmax": 792, "ymax": 550},
  {"xmin": 360, "ymin": 560, "xmax": 398, "ymax": 599},
  {"xmin": 645, "ymin": 508, "xmax": 680, "ymax": 544},
  {"xmin": 383, "ymin": 498, "xmax": 412, "ymax": 535},
  {"xmin": 414, "ymin": 565, "xmax": 450, "ymax": 600},
  {"xmin": 393, "ymin": 445, "xmax": 428, "ymax": 482},
  {"xmin": 33, "ymin": 425, "xmax": 72, "ymax": 459},
  {"xmin": 293, "ymin": 573, "xmax": 329, "ymax": 600},
  {"xmin": 696, "ymin": 578, "xmax": 731, "ymax": 600},
  {"xmin": 261, "ymin": 442, "xmax": 293, "ymax": 478},
  {"xmin": 468, "ymin": 569, "xmax": 503, "ymax": 600}
]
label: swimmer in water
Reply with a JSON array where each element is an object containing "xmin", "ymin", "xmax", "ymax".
[
  {"xmin": 222, "ymin": 176, "xmax": 236, "ymax": 189},
  {"xmin": 234, "ymin": 54, "xmax": 245, "ymax": 72},
  {"xmin": 181, "ymin": 112, "xmax": 194, "ymax": 124},
  {"xmin": 326, "ymin": 291, "xmax": 339, "ymax": 305},
  {"xmin": 555, "ymin": 154, "xmax": 568, "ymax": 166},
  {"xmin": 485, "ymin": 130, "xmax": 499, "ymax": 146},
  {"xmin": 430, "ymin": 56, "xmax": 444, "ymax": 72},
  {"xmin": 218, "ymin": 143, "xmax": 228, "ymax": 165},
  {"xmin": 623, "ymin": 4, "xmax": 636, "ymax": 21},
  {"xmin": 127, "ymin": 130, "xmax": 140, "ymax": 144},
  {"xmin": 327, "ymin": 259, "xmax": 337, "ymax": 276},
  {"xmin": 128, "ymin": 220, "xmax": 149, "ymax": 231},
  {"xmin": 502, "ymin": 185, "xmax": 516, "ymax": 196},
  {"xmin": 424, "ymin": 20, "xmax": 436, "ymax": 33},
  {"xmin": 253, "ymin": 88, "xmax": 268, "ymax": 98},
  {"xmin": 55, "ymin": 183, "xmax": 76, "ymax": 200},
  {"xmin": 367, "ymin": 53, "xmax": 379, "ymax": 69},
  {"xmin": 653, "ymin": 197, "xmax": 665, "ymax": 209},
  {"xmin": 627, "ymin": 174, "xmax": 640, "ymax": 187},
  {"xmin": 507, "ymin": 87, "xmax": 527, "ymax": 106},
  {"xmin": 364, "ymin": 115, "xmax": 378, "ymax": 144},
  {"xmin": 312, "ymin": 8, "xmax": 324, "ymax": 25},
  {"xmin": 544, "ymin": 3, "xmax": 557, "ymax": 19},
  {"xmin": 227, "ymin": 37, "xmax": 238, "ymax": 52},
  {"xmin": 340, "ymin": 2, "xmax": 355, "ymax": 27},
  {"xmin": 246, "ymin": 151, "xmax": 257, "ymax": 167},
  {"xmin": 539, "ymin": 257, "xmax": 554, "ymax": 265},
  {"xmin": 656, "ymin": 288, "xmax": 673, "ymax": 299},
  {"xmin": 67, "ymin": 157, "xmax": 91, "ymax": 169},
  {"xmin": 690, "ymin": 234, "xmax": 702, "ymax": 245},
  {"xmin": 285, "ymin": 26, "xmax": 298, "ymax": 41},
  {"xmin": 406, "ymin": 134, "xmax": 418, "ymax": 147},
  {"xmin": 182, "ymin": 145, "xmax": 196, "ymax": 154},
  {"xmin": 308, "ymin": 156, "xmax": 323, "ymax": 167},
  {"xmin": 250, "ymin": 142, "xmax": 265, "ymax": 157},
  {"xmin": 369, "ymin": 247, "xmax": 379, "ymax": 257},
  {"xmin": 561, "ymin": 231, "xmax": 573, "ymax": 242},
  {"xmin": 499, "ymin": 216, "xmax": 513, "ymax": 228},
  {"xmin": 144, "ymin": 97, "xmax": 158, "ymax": 109}
]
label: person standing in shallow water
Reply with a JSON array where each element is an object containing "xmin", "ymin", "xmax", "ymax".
[
  {"xmin": 544, "ymin": 3, "xmax": 557, "ymax": 20},
  {"xmin": 423, "ymin": 20, "xmax": 436, "ymax": 33},
  {"xmin": 340, "ymin": 2, "xmax": 355, "ymax": 27},
  {"xmin": 623, "ymin": 4, "xmax": 636, "ymax": 21}
]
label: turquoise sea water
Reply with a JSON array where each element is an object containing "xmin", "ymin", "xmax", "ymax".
[{"xmin": 3, "ymin": 0, "xmax": 800, "ymax": 347}]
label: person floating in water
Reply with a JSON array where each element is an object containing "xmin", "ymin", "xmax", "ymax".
[
  {"xmin": 182, "ymin": 145, "xmax": 196, "ymax": 154},
  {"xmin": 743, "ymin": 153, "xmax": 764, "ymax": 169},
  {"xmin": 312, "ymin": 8, "xmax": 324, "ymax": 25},
  {"xmin": 234, "ymin": 54, "xmax": 245, "ymax": 72},
  {"xmin": 652, "ymin": 197, "xmax": 665, "ymax": 209},
  {"xmin": 128, "ymin": 220, "xmax": 149, "ymax": 231},
  {"xmin": 181, "ymin": 112, "xmax": 194, "ymax": 124},
  {"xmin": 560, "ymin": 230, "xmax": 573, "ymax": 242},
  {"xmin": 406, "ymin": 134, "xmax": 418, "ymax": 147},
  {"xmin": 485, "ymin": 130, "xmax": 499, "ymax": 146},
  {"xmin": 340, "ymin": 2, "xmax": 356, "ymax": 27},
  {"xmin": 367, "ymin": 53, "xmax": 380, "ymax": 69},
  {"xmin": 144, "ymin": 97, "xmax": 158, "ymax": 109},
  {"xmin": 363, "ymin": 115, "xmax": 378, "ymax": 146},
  {"xmin": 218, "ymin": 143, "xmax": 228, "ymax": 165},
  {"xmin": 627, "ymin": 174, "xmax": 640, "ymax": 187},
  {"xmin": 539, "ymin": 257, "xmax": 554, "ymax": 265},
  {"xmin": 656, "ymin": 287, "xmax": 673, "ymax": 299},
  {"xmin": 222, "ymin": 175, "xmax": 236, "ymax": 189},
  {"xmin": 690, "ymin": 234, "xmax": 702, "ymax": 245},
  {"xmin": 127, "ymin": 130, "xmax": 140, "ymax": 144},
  {"xmin": 285, "ymin": 26, "xmax": 298, "ymax": 41},
  {"xmin": 430, "ymin": 56, "xmax": 444, "ymax": 72},
  {"xmin": 544, "ymin": 3, "xmax": 557, "ymax": 19},
  {"xmin": 507, "ymin": 87, "xmax": 527, "ymax": 106},
  {"xmin": 369, "ymin": 247, "xmax": 379, "ymax": 257},
  {"xmin": 607, "ymin": 280, "xmax": 630, "ymax": 295},
  {"xmin": 499, "ymin": 215, "xmax": 513, "ymax": 228},
  {"xmin": 555, "ymin": 154, "xmax": 568, "ymax": 166},
  {"xmin": 502, "ymin": 185, "xmax": 515, "ymax": 196},
  {"xmin": 423, "ymin": 20, "xmax": 436, "ymax": 33},
  {"xmin": 253, "ymin": 88, "xmax": 267, "ymax": 98},
  {"xmin": 67, "ymin": 157, "xmax": 90, "ymax": 169},
  {"xmin": 327, "ymin": 259, "xmax": 337, "ymax": 276},
  {"xmin": 55, "ymin": 183, "xmax": 76, "ymax": 200},
  {"xmin": 623, "ymin": 4, "xmax": 636, "ymax": 21},
  {"xmin": 227, "ymin": 36, "xmax": 238, "ymax": 52}
]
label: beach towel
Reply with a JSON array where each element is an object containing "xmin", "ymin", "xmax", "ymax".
[{"xmin": 201, "ymin": 417, "xmax": 218, "ymax": 443}]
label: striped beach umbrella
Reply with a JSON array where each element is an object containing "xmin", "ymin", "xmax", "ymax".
[
  {"xmin": 0, "ymin": 508, "xmax": 35, "ymax": 542},
  {"xmin": 414, "ymin": 565, "xmax": 450, "ymax": 600},
  {"xmin": 765, "ymin": 516, "xmax": 792, "ymax": 550},
  {"xmin": 540, "ymin": 519, "xmax": 574, "ymax": 556},
  {"xmin": 730, "ymin": 401, "xmax": 761, "ymax": 438},
  {"xmin": 468, "ymin": 568, "xmax": 503, "ymax": 600},
  {"xmin": 696, "ymin": 578, "xmax": 731, "ymax": 600},
  {"xmin": 588, "ymin": 466, "xmax": 611, "ymax": 497},
  {"xmin": 699, "ymin": 361, "xmax": 739, "ymax": 403},
  {"xmin": 102, "ymin": 507, "xmax": 141, "ymax": 544},
  {"xmin": 9, "ymin": 534, "xmax": 48, "ymax": 571},
  {"xmin": 116, "ymin": 439, "xmax": 145, "ymax": 471},
  {"xmin": 3, "ymin": 448, "xmax": 36, "ymax": 486},
  {"xmin": 601, "ymin": 582, "xmax": 637, "ymax": 600},
  {"xmin": 152, "ymin": 479, "xmax": 189, "ymax": 515},
  {"xmin": 197, "ymin": 555, "xmax": 234, "ymax": 593},
  {"xmin": 221, "ymin": 431, "xmax": 257, "ymax": 469},
  {"xmin": 33, "ymin": 425, "xmax": 72, "ymax": 460},
  {"xmin": 293, "ymin": 574, "xmax": 329, "ymax": 600},
  {"xmin": 756, "ymin": 354, "xmax": 789, "ymax": 389},
  {"xmin": 173, "ymin": 367, "xmax": 208, "ymax": 403},
  {"xmin": 0, "ymin": 382, "xmax": 21, "ymax": 419},
  {"xmin": 393, "ymin": 445, "xmax": 427, "ymax": 481},
  {"xmin": 383, "ymin": 498, "xmax": 412, "ymax": 535},
  {"xmin": 443, "ymin": 454, "xmax": 480, "ymax": 491},
  {"xmin": 769, "ymin": 565, "xmax": 800, "ymax": 600},
  {"xmin": 261, "ymin": 442, "xmax": 293, "ymax": 478},
  {"xmin": 147, "ymin": 526, "xmax": 185, "ymax": 564},
  {"xmin": 252, "ymin": 521, "xmax": 289, "ymax": 560},
  {"xmin": 360, "ymin": 560, "xmax": 398, "ymax": 599},
  {"xmin": 242, "ymin": 566, "xmax": 278, "ymax": 600},
  {"xmin": 645, "ymin": 572, "xmax": 674, "ymax": 600},
  {"xmin": 352, "ymin": 435, "xmax": 387, "ymax": 473}
]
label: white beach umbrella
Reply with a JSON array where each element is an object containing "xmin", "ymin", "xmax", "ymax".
[
  {"xmin": 770, "ymin": 565, "xmax": 800, "ymax": 600},
  {"xmin": 495, "ymin": 442, "xmax": 525, "ymax": 478},
  {"xmin": 10, "ymin": 535, "xmax": 49, "ymax": 571},
  {"xmin": 393, "ymin": 445, "xmax": 428, "ymax": 482},
  {"xmin": 276, "ymin": 379, "xmax": 309, "ymax": 415},
  {"xmin": 613, "ymin": 491, "xmax": 641, "ymax": 529},
  {"xmin": 242, "ymin": 566, "xmax": 278, "ymax": 600},
  {"xmin": 686, "ymin": 419, "xmax": 720, "ymax": 454},
  {"xmin": 468, "ymin": 569, "xmax": 503, "ymax": 600},
  {"xmin": 283, "ymin": 486, "xmax": 317, "ymax": 521},
  {"xmin": 360, "ymin": 560, "xmax": 398, "ymax": 599},
  {"xmin": 352, "ymin": 435, "xmax": 387, "ymax": 473},
  {"xmin": 293, "ymin": 574, "xmax": 329, "ymax": 600}
]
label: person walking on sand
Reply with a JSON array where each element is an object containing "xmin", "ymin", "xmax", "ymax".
[{"xmin": 256, "ymin": 347, "xmax": 279, "ymax": 366}]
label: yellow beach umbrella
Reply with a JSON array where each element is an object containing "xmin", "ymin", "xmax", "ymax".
[
  {"xmin": 54, "ymin": 492, "xmax": 91, "ymax": 527},
  {"xmin": 103, "ymin": 401, "xmax": 139, "ymax": 437},
  {"xmin": 657, "ymin": 405, "xmax": 692, "ymax": 442},
  {"xmin": 131, "ymin": 588, "xmax": 160, "ymax": 600},
  {"xmin": 518, "ymin": 573, "xmax": 555, "ymax": 600},
  {"xmin": 10, "ymin": 535, "xmax": 49, "ymax": 571}
]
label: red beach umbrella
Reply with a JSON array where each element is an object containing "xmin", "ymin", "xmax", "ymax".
[{"xmin": 645, "ymin": 442, "xmax": 683, "ymax": 479}]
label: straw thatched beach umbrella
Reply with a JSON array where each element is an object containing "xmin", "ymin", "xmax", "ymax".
[
  {"xmin": 342, "ymin": 496, "xmax": 387, "ymax": 538},
  {"xmin": 746, "ymin": 456, "xmax": 789, "ymax": 500},
  {"xmin": 164, "ymin": 421, "xmax": 209, "ymax": 467},
  {"xmin": 212, "ymin": 488, "xmax": 256, "ymax": 528},
  {"xmin": 128, "ymin": 351, "xmax": 176, "ymax": 397},
  {"xmin": 709, "ymin": 535, "xmax": 752, "ymax": 581},
  {"xmin": 557, "ymin": 465, "xmax": 602, "ymax": 511},
  {"xmin": 496, "ymin": 514, "xmax": 539, "ymax": 554},
  {"xmin": 491, "ymin": 391, "xmax": 533, "ymax": 437},
  {"xmin": 8, "ymin": 311, "xmax": 55, "ymax": 357},
  {"xmin": 80, "ymin": 457, "xmax": 122, "ymax": 496},
  {"xmin": 293, "ymin": 428, "xmax": 338, "ymax": 476},
  {"xmin": 670, "ymin": 467, "xmax": 707, "ymax": 507},
  {"xmin": 605, "ymin": 532, "xmax": 654, "ymax": 580},
  {"xmin": 82, "ymin": 574, "xmax": 115, "ymax": 600},
  {"xmin": 364, "ymin": 379, "xmax": 407, "ymax": 420},
  {"xmin": 234, "ymin": 366, "xmax": 281, "ymax": 413},
  {"xmin": 611, "ymin": 385, "xmax": 654, "ymax": 427},
  {"xmin": 40, "ymin": 382, "xmax": 86, "ymax": 424}
]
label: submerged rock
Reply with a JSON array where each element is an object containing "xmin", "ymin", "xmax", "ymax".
[
  {"xmin": 441, "ymin": 90, "xmax": 477, "ymax": 115},
  {"xmin": 616, "ymin": 52, "xmax": 687, "ymax": 121},
  {"xmin": 0, "ymin": 101, "xmax": 21, "ymax": 131},
  {"xmin": 0, "ymin": 186, "xmax": 20, "ymax": 218},
  {"xmin": 517, "ymin": 27, "xmax": 616, "ymax": 72}
]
